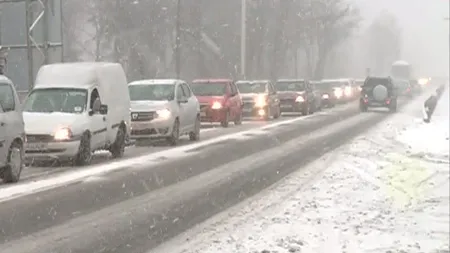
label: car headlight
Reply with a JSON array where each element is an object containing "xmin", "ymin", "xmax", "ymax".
[
  {"xmin": 322, "ymin": 94, "xmax": 329, "ymax": 99},
  {"xmin": 54, "ymin": 127, "xmax": 72, "ymax": 140},
  {"xmin": 254, "ymin": 95, "xmax": 267, "ymax": 107},
  {"xmin": 295, "ymin": 96, "xmax": 305, "ymax": 102},
  {"xmin": 334, "ymin": 88, "xmax": 343, "ymax": 98},
  {"xmin": 344, "ymin": 87, "xmax": 352, "ymax": 96},
  {"xmin": 156, "ymin": 108, "xmax": 171, "ymax": 119},
  {"xmin": 211, "ymin": 101, "xmax": 222, "ymax": 109}
]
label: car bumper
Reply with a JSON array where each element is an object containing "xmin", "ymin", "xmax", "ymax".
[
  {"xmin": 25, "ymin": 140, "xmax": 81, "ymax": 161},
  {"xmin": 130, "ymin": 118, "xmax": 174, "ymax": 139},
  {"xmin": 200, "ymin": 108, "xmax": 227, "ymax": 122},
  {"xmin": 279, "ymin": 101, "xmax": 306, "ymax": 112},
  {"xmin": 242, "ymin": 102, "xmax": 268, "ymax": 117}
]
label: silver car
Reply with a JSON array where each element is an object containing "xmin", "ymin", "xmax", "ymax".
[
  {"xmin": 0, "ymin": 75, "xmax": 25, "ymax": 183},
  {"xmin": 128, "ymin": 79, "xmax": 200, "ymax": 145}
]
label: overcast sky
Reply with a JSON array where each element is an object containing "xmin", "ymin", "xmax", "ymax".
[{"xmin": 355, "ymin": 0, "xmax": 449, "ymax": 77}]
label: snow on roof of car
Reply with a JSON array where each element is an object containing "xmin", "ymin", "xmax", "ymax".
[
  {"xmin": 191, "ymin": 79, "xmax": 233, "ymax": 83},
  {"xmin": 392, "ymin": 60, "xmax": 410, "ymax": 66},
  {"xmin": 0, "ymin": 75, "xmax": 12, "ymax": 83},
  {"xmin": 236, "ymin": 80, "xmax": 270, "ymax": 84},
  {"xmin": 128, "ymin": 79, "xmax": 181, "ymax": 85},
  {"xmin": 34, "ymin": 62, "xmax": 122, "ymax": 89},
  {"xmin": 276, "ymin": 79, "xmax": 305, "ymax": 82}
]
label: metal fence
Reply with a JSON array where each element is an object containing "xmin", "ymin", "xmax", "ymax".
[{"xmin": 0, "ymin": 0, "xmax": 63, "ymax": 91}]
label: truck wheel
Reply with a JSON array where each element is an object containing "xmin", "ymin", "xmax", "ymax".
[
  {"xmin": 110, "ymin": 126, "xmax": 126, "ymax": 158},
  {"xmin": 2, "ymin": 141, "xmax": 23, "ymax": 183},
  {"xmin": 74, "ymin": 133, "xmax": 92, "ymax": 166},
  {"xmin": 167, "ymin": 119, "xmax": 180, "ymax": 146},
  {"xmin": 189, "ymin": 116, "xmax": 200, "ymax": 141},
  {"xmin": 220, "ymin": 111, "xmax": 229, "ymax": 127}
]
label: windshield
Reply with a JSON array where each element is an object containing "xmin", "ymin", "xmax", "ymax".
[
  {"xmin": 236, "ymin": 82, "xmax": 267, "ymax": 93},
  {"xmin": 128, "ymin": 84, "xmax": 174, "ymax": 101},
  {"xmin": 275, "ymin": 81, "xmax": 305, "ymax": 91},
  {"xmin": 23, "ymin": 88, "xmax": 87, "ymax": 113},
  {"xmin": 0, "ymin": 83, "xmax": 15, "ymax": 111},
  {"xmin": 190, "ymin": 82, "xmax": 226, "ymax": 96},
  {"xmin": 391, "ymin": 65, "xmax": 411, "ymax": 80}
]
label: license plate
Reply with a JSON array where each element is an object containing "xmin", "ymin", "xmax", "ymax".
[
  {"xmin": 200, "ymin": 111, "xmax": 206, "ymax": 116},
  {"xmin": 281, "ymin": 104, "xmax": 291, "ymax": 108},
  {"xmin": 27, "ymin": 143, "xmax": 48, "ymax": 151},
  {"xmin": 243, "ymin": 108, "xmax": 252, "ymax": 112}
]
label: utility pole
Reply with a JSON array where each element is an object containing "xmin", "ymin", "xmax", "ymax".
[
  {"xmin": 175, "ymin": 0, "xmax": 181, "ymax": 79},
  {"xmin": 25, "ymin": 0, "xmax": 33, "ymax": 90},
  {"xmin": 240, "ymin": 0, "xmax": 246, "ymax": 80}
]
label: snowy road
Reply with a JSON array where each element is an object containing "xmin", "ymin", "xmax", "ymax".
[
  {"xmin": 154, "ymin": 88, "xmax": 449, "ymax": 253},
  {"xmin": 0, "ymin": 95, "xmax": 431, "ymax": 253}
]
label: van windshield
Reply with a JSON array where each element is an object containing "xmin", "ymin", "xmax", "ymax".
[
  {"xmin": 128, "ymin": 84, "xmax": 175, "ymax": 101},
  {"xmin": 23, "ymin": 88, "xmax": 87, "ymax": 113}
]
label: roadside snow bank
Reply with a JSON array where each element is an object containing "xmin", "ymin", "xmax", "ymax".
[{"xmin": 154, "ymin": 91, "xmax": 449, "ymax": 253}]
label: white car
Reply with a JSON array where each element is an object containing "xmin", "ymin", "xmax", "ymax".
[
  {"xmin": 22, "ymin": 62, "xmax": 131, "ymax": 166},
  {"xmin": 0, "ymin": 75, "xmax": 25, "ymax": 183},
  {"xmin": 128, "ymin": 79, "xmax": 200, "ymax": 145}
]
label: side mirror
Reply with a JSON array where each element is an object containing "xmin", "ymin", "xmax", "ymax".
[{"xmin": 99, "ymin": 104, "xmax": 108, "ymax": 115}]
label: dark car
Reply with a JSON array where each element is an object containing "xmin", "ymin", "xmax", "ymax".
[
  {"xmin": 236, "ymin": 80, "xmax": 281, "ymax": 120},
  {"xmin": 275, "ymin": 79, "xmax": 317, "ymax": 115},
  {"xmin": 393, "ymin": 79, "xmax": 413, "ymax": 98},
  {"xmin": 360, "ymin": 76, "xmax": 398, "ymax": 112},
  {"xmin": 317, "ymin": 79, "xmax": 347, "ymax": 107}
]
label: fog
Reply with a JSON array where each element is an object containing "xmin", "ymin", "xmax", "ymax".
[{"xmin": 356, "ymin": 0, "xmax": 449, "ymax": 77}]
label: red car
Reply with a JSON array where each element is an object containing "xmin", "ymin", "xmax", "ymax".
[{"xmin": 190, "ymin": 79, "xmax": 243, "ymax": 127}]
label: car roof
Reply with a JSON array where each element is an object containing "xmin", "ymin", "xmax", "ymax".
[
  {"xmin": 236, "ymin": 80, "xmax": 270, "ymax": 84},
  {"xmin": 276, "ymin": 79, "xmax": 305, "ymax": 82},
  {"xmin": 128, "ymin": 79, "xmax": 181, "ymax": 86},
  {"xmin": 0, "ymin": 75, "xmax": 12, "ymax": 84},
  {"xmin": 192, "ymin": 78, "xmax": 232, "ymax": 83}
]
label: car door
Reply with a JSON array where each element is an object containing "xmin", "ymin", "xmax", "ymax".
[
  {"xmin": 180, "ymin": 82, "xmax": 197, "ymax": 129},
  {"xmin": 229, "ymin": 82, "xmax": 240, "ymax": 118},
  {"xmin": 267, "ymin": 82, "xmax": 279, "ymax": 112},
  {"xmin": 175, "ymin": 83, "xmax": 188, "ymax": 132},
  {"xmin": 0, "ymin": 105, "xmax": 7, "ymax": 166},
  {"xmin": 89, "ymin": 88, "xmax": 107, "ymax": 149}
]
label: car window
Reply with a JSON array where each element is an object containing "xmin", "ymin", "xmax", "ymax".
[
  {"xmin": 176, "ymin": 84, "xmax": 185, "ymax": 99},
  {"xmin": 0, "ymin": 82, "xmax": 15, "ymax": 112},
  {"xmin": 190, "ymin": 82, "xmax": 227, "ymax": 96},
  {"xmin": 181, "ymin": 83, "xmax": 191, "ymax": 97}
]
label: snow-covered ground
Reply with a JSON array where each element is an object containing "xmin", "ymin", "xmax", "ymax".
[{"xmin": 154, "ymin": 88, "xmax": 449, "ymax": 253}]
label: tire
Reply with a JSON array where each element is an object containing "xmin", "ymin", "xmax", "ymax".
[
  {"xmin": 273, "ymin": 106, "xmax": 281, "ymax": 119},
  {"xmin": 2, "ymin": 141, "xmax": 23, "ymax": 183},
  {"xmin": 263, "ymin": 107, "xmax": 271, "ymax": 121},
  {"xmin": 220, "ymin": 111, "xmax": 229, "ymax": 127},
  {"xmin": 189, "ymin": 116, "xmax": 200, "ymax": 141},
  {"xmin": 234, "ymin": 110, "xmax": 243, "ymax": 125},
  {"xmin": 110, "ymin": 125, "xmax": 126, "ymax": 158},
  {"xmin": 74, "ymin": 133, "xmax": 92, "ymax": 166},
  {"xmin": 301, "ymin": 104, "xmax": 310, "ymax": 116},
  {"xmin": 167, "ymin": 119, "xmax": 180, "ymax": 146}
]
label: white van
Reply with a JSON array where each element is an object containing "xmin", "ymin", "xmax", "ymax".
[{"xmin": 22, "ymin": 62, "xmax": 131, "ymax": 166}]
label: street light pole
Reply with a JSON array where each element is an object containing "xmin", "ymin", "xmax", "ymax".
[
  {"xmin": 240, "ymin": 0, "xmax": 246, "ymax": 79},
  {"xmin": 175, "ymin": 0, "xmax": 181, "ymax": 79}
]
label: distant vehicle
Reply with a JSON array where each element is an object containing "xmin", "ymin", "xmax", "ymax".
[
  {"xmin": 320, "ymin": 79, "xmax": 348, "ymax": 104},
  {"xmin": 315, "ymin": 80, "xmax": 339, "ymax": 108},
  {"xmin": 22, "ymin": 62, "xmax": 131, "ymax": 165},
  {"xmin": 409, "ymin": 79, "xmax": 422, "ymax": 95},
  {"xmin": 128, "ymin": 79, "xmax": 200, "ymax": 145},
  {"xmin": 236, "ymin": 80, "xmax": 281, "ymax": 120},
  {"xmin": 391, "ymin": 60, "xmax": 412, "ymax": 80},
  {"xmin": 360, "ymin": 76, "xmax": 397, "ymax": 113},
  {"xmin": 0, "ymin": 75, "xmax": 25, "ymax": 183},
  {"xmin": 275, "ymin": 79, "xmax": 317, "ymax": 115},
  {"xmin": 190, "ymin": 79, "xmax": 243, "ymax": 127},
  {"xmin": 393, "ymin": 79, "xmax": 413, "ymax": 98}
]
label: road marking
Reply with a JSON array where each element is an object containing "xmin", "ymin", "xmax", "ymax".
[{"xmin": 0, "ymin": 106, "xmax": 350, "ymax": 202}]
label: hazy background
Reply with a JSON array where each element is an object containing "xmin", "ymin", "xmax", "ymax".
[{"xmin": 356, "ymin": 0, "xmax": 449, "ymax": 77}]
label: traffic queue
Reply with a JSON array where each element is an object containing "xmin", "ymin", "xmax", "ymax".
[{"xmin": 0, "ymin": 61, "xmax": 426, "ymax": 184}]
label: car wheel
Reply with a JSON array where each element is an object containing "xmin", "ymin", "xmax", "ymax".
[
  {"xmin": 110, "ymin": 125, "xmax": 126, "ymax": 158},
  {"xmin": 74, "ymin": 133, "xmax": 92, "ymax": 166},
  {"xmin": 189, "ymin": 115, "xmax": 201, "ymax": 141},
  {"xmin": 167, "ymin": 119, "xmax": 180, "ymax": 146},
  {"xmin": 234, "ymin": 110, "xmax": 243, "ymax": 125},
  {"xmin": 2, "ymin": 141, "xmax": 23, "ymax": 183},
  {"xmin": 302, "ymin": 105, "xmax": 309, "ymax": 116},
  {"xmin": 273, "ymin": 106, "xmax": 281, "ymax": 119},
  {"xmin": 220, "ymin": 111, "xmax": 229, "ymax": 127}
]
